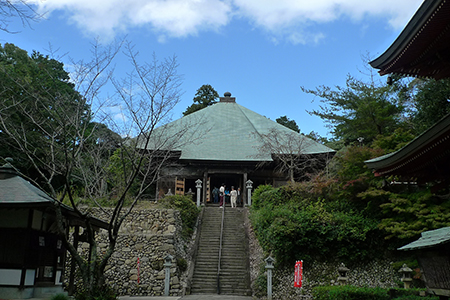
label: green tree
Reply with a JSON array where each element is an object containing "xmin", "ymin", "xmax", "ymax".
[
  {"xmin": 276, "ymin": 115, "xmax": 300, "ymax": 132},
  {"xmin": 0, "ymin": 42, "xmax": 187, "ymax": 299},
  {"xmin": 371, "ymin": 128, "xmax": 415, "ymax": 155},
  {"xmin": 0, "ymin": 43, "xmax": 89, "ymax": 194},
  {"xmin": 183, "ymin": 84, "xmax": 218, "ymax": 116},
  {"xmin": 254, "ymin": 128, "xmax": 325, "ymax": 183},
  {"xmin": 410, "ymin": 78, "xmax": 450, "ymax": 133},
  {"xmin": 302, "ymin": 75, "xmax": 405, "ymax": 145}
]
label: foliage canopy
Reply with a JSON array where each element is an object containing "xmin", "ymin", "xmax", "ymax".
[{"xmin": 183, "ymin": 84, "xmax": 219, "ymax": 116}]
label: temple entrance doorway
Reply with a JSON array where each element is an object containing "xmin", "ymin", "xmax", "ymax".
[{"xmin": 209, "ymin": 173, "xmax": 244, "ymax": 205}]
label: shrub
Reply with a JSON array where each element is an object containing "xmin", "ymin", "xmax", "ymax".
[
  {"xmin": 177, "ymin": 257, "xmax": 187, "ymax": 272},
  {"xmin": 250, "ymin": 194, "xmax": 381, "ymax": 265},
  {"xmin": 312, "ymin": 285, "xmax": 389, "ymax": 300},
  {"xmin": 393, "ymin": 296, "xmax": 438, "ymax": 300},
  {"xmin": 158, "ymin": 194, "xmax": 200, "ymax": 238},
  {"xmin": 252, "ymin": 184, "xmax": 279, "ymax": 210},
  {"xmin": 74, "ymin": 285, "xmax": 117, "ymax": 300},
  {"xmin": 50, "ymin": 294, "xmax": 70, "ymax": 300},
  {"xmin": 388, "ymin": 288, "xmax": 437, "ymax": 299}
]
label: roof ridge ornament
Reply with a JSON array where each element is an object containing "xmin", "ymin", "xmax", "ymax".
[
  {"xmin": 2, "ymin": 157, "xmax": 15, "ymax": 169},
  {"xmin": 0, "ymin": 157, "xmax": 19, "ymax": 177},
  {"xmin": 220, "ymin": 91, "xmax": 236, "ymax": 103}
]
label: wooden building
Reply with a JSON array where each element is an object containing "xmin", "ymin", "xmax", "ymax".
[
  {"xmin": 398, "ymin": 227, "xmax": 450, "ymax": 298},
  {"xmin": 0, "ymin": 159, "xmax": 108, "ymax": 299},
  {"xmin": 367, "ymin": 1, "xmax": 450, "ymax": 298},
  {"xmin": 142, "ymin": 92, "xmax": 335, "ymax": 203},
  {"xmin": 366, "ymin": 0, "xmax": 450, "ymax": 191}
]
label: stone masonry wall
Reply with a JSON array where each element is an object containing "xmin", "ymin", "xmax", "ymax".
[{"xmin": 67, "ymin": 208, "xmax": 190, "ymax": 297}]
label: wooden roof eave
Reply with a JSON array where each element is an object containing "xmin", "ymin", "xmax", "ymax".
[
  {"xmin": 1, "ymin": 201, "xmax": 110, "ymax": 230},
  {"xmin": 365, "ymin": 113, "xmax": 450, "ymax": 176},
  {"xmin": 370, "ymin": 0, "xmax": 449, "ymax": 78}
]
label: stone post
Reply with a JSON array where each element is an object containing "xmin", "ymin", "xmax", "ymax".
[
  {"xmin": 195, "ymin": 179, "xmax": 202, "ymax": 207},
  {"xmin": 164, "ymin": 254, "xmax": 173, "ymax": 296},
  {"xmin": 246, "ymin": 180, "xmax": 253, "ymax": 206},
  {"xmin": 265, "ymin": 256, "xmax": 275, "ymax": 300}
]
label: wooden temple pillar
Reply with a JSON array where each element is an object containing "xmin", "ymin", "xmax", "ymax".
[{"xmin": 203, "ymin": 171, "xmax": 208, "ymax": 205}]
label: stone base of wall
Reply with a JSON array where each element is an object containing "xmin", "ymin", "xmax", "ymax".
[{"xmin": 267, "ymin": 260, "xmax": 399, "ymax": 300}]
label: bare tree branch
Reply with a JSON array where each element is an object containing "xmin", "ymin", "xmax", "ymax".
[
  {"xmin": 254, "ymin": 128, "xmax": 326, "ymax": 183},
  {"xmin": 0, "ymin": 0, "xmax": 42, "ymax": 33}
]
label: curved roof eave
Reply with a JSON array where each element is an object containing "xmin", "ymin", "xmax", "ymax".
[
  {"xmin": 0, "ymin": 168, "xmax": 109, "ymax": 230},
  {"xmin": 369, "ymin": 0, "xmax": 445, "ymax": 75},
  {"xmin": 365, "ymin": 113, "xmax": 450, "ymax": 171}
]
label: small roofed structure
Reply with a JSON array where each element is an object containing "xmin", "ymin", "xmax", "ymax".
[
  {"xmin": 399, "ymin": 227, "xmax": 450, "ymax": 298},
  {"xmin": 141, "ymin": 92, "xmax": 335, "ymax": 203},
  {"xmin": 0, "ymin": 158, "xmax": 108, "ymax": 299}
]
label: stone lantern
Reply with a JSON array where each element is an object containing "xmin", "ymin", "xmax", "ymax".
[
  {"xmin": 265, "ymin": 256, "xmax": 275, "ymax": 300},
  {"xmin": 195, "ymin": 179, "xmax": 202, "ymax": 207},
  {"xmin": 398, "ymin": 264, "xmax": 413, "ymax": 289},
  {"xmin": 186, "ymin": 188, "xmax": 194, "ymax": 200},
  {"xmin": 337, "ymin": 263, "xmax": 349, "ymax": 285},
  {"xmin": 164, "ymin": 254, "xmax": 173, "ymax": 296},
  {"xmin": 246, "ymin": 180, "xmax": 253, "ymax": 206}
]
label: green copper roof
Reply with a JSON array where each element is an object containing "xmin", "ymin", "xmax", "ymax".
[
  {"xmin": 144, "ymin": 95, "xmax": 335, "ymax": 162},
  {"xmin": 0, "ymin": 163, "xmax": 55, "ymax": 204},
  {"xmin": 0, "ymin": 161, "xmax": 109, "ymax": 229},
  {"xmin": 398, "ymin": 227, "xmax": 450, "ymax": 251}
]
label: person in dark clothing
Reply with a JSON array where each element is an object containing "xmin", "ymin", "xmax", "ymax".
[{"xmin": 212, "ymin": 186, "xmax": 219, "ymax": 203}]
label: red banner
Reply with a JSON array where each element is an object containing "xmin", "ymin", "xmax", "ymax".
[
  {"xmin": 294, "ymin": 260, "xmax": 303, "ymax": 288},
  {"xmin": 137, "ymin": 257, "xmax": 140, "ymax": 284}
]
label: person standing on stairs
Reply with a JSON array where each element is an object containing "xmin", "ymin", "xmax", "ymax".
[
  {"xmin": 230, "ymin": 186, "xmax": 238, "ymax": 208},
  {"xmin": 237, "ymin": 187, "xmax": 241, "ymax": 206},
  {"xmin": 212, "ymin": 186, "xmax": 219, "ymax": 203},
  {"xmin": 219, "ymin": 183, "xmax": 225, "ymax": 208}
]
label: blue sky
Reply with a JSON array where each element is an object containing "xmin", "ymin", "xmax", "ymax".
[{"xmin": 0, "ymin": 0, "xmax": 423, "ymax": 138}]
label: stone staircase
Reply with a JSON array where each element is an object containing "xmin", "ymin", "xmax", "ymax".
[{"xmin": 190, "ymin": 206, "xmax": 251, "ymax": 295}]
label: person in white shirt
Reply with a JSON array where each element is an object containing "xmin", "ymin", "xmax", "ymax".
[
  {"xmin": 219, "ymin": 184, "xmax": 225, "ymax": 207},
  {"xmin": 230, "ymin": 186, "xmax": 238, "ymax": 208}
]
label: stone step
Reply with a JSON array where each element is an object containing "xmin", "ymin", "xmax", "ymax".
[{"xmin": 190, "ymin": 207, "xmax": 250, "ymax": 295}]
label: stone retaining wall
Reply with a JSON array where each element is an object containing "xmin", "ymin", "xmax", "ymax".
[
  {"xmin": 68, "ymin": 206, "xmax": 403, "ymax": 299},
  {"xmin": 246, "ymin": 210, "xmax": 402, "ymax": 299},
  {"xmin": 266, "ymin": 259, "xmax": 400, "ymax": 300},
  {"xmin": 67, "ymin": 208, "xmax": 191, "ymax": 297}
]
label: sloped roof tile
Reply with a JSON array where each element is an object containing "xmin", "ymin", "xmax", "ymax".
[
  {"xmin": 144, "ymin": 97, "xmax": 334, "ymax": 161},
  {"xmin": 398, "ymin": 227, "xmax": 450, "ymax": 251}
]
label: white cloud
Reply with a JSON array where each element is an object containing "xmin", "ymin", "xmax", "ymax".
[
  {"xmin": 31, "ymin": 0, "xmax": 424, "ymax": 43},
  {"xmin": 33, "ymin": 0, "xmax": 232, "ymax": 40},
  {"xmin": 232, "ymin": 0, "xmax": 423, "ymax": 40}
]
